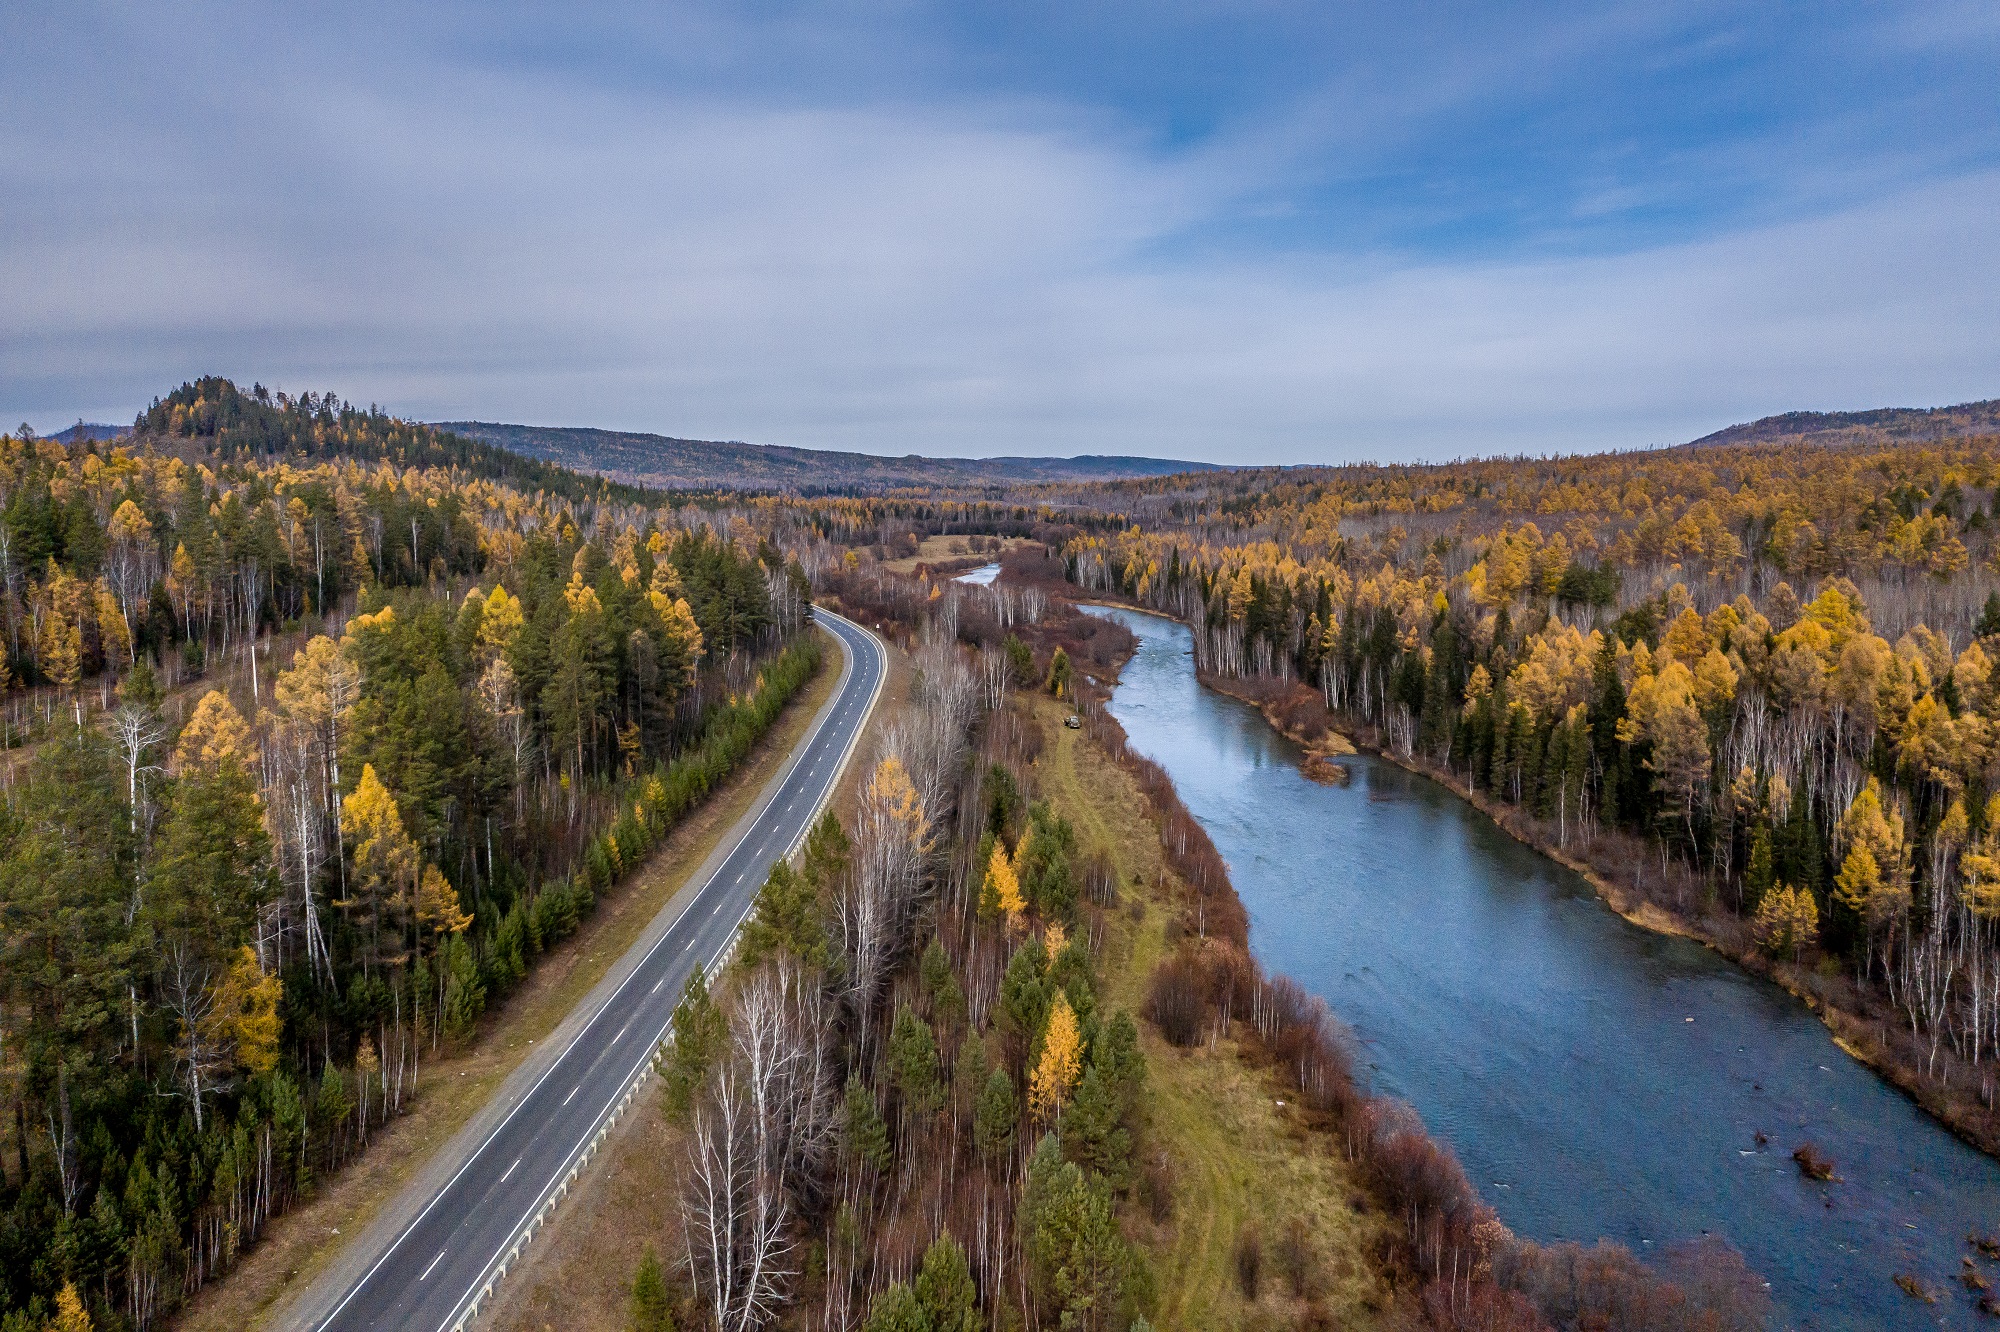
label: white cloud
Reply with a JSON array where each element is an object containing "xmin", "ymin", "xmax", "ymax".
[{"xmin": 2, "ymin": 3, "xmax": 1996, "ymax": 460}]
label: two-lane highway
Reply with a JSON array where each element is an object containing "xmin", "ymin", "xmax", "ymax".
[{"xmin": 288, "ymin": 608, "xmax": 884, "ymax": 1332}]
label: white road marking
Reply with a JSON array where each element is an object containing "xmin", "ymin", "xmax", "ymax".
[
  {"xmin": 420, "ymin": 1250, "xmax": 447, "ymax": 1281},
  {"xmin": 562, "ymin": 1084, "xmax": 580, "ymax": 1106},
  {"xmin": 613, "ymin": 1021, "xmax": 631, "ymax": 1044},
  {"xmin": 651, "ymin": 975, "xmax": 666, "ymax": 994},
  {"xmin": 500, "ymin": 1158, "xmax": 520, "ymax": 1183}
]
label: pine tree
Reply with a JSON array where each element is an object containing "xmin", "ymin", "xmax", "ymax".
[
  {"xmin": 630, "ymin": 1244, "xmax": 675, "ymax": 1332},
  {"xmin": 843, "ymin": 1073, "xmax": 892, "ymax": 1174},
  {"xmin": 661, "ymin": 969, "xmax": 726, "ymax": 1123},
  {"xmin": 889, "ymin": 1004, "xmax": 943, "ymax": 1117},
  {"xmin": 441, "ymin": 933, "xmax": 486, "ymax": 1038},
  {"xmin": 862, "ymin": 1282, "xmax": 928, "ymax": 1332},
  {"xmin": 914, "ymin": 1233, "xmax": 980, "ymax": 1332},
  {"xmin": 997, "ymin": 938, "xmax": 1050, "ymax": 1073},
  {"xmin": 1745, "ymin": 824, "xmax": 1775, "ymax": 911},
  {"xmin": 953, "ymin": 1030, "xmax": 990, "ymax": 1118},
  {"xmin": 738, "ymin": 860, "xmax": 829, "ymax": 972},
  {"xmin": 974, "ymin": 1068, "xmax": 1018, "ymax": 1161}
]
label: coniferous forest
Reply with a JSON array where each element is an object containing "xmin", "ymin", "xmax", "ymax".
[{"xmin": 0, "ymin": 380, "xmax": 815, "ymax": 1329}]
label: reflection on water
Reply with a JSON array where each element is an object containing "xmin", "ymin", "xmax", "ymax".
[{"xmin": 1088, "ymin": 604, "xmax": 2000, "ymax": 1329}]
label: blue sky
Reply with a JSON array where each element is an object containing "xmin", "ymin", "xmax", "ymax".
[{"xmin": 3, "ymin": 1, "xmax": 1998, "ymax": 463}]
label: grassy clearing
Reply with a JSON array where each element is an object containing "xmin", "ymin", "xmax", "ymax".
[
  {"xmin": 880, "ymin": 534, "xmax": 1036, "ymax": 574},
  {"xmin": 175, "ymin": 635, "xmax": 838, "ymax": 1332},
  {"xmin": 1033, "ymin": 695, "xmax": 1391, "ymax": 1330}
]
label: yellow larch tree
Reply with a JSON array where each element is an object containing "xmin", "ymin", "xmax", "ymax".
[
  {"xmin": 1029, "ymin": 991, "xmax": 1083, "ymax": 1123},
  {"xmin": 340, "ymin": 764, "xmax": 420, "ymax": 971},
  {"xmin": 987, "ymin": 843, "xmax": 1024, "ymax": 925}
]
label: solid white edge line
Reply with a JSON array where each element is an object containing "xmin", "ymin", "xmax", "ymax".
[
  {"xmin": 321, "ymin": 615, "xmax": 864, "ymax": 1332},
  {"xmin": 426, "ymin": 611, "xmax": 884, "ymax": 1332}
]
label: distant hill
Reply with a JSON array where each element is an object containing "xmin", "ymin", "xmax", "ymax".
[
  {"xmin": 1687, "ymin": 398, "xmax": 2000, "ymax": 449},
  {"xmin": 47, "ymin": 421, "xmax": 125, "ymax": 444},
  {"xmin": 434, "ymin": 422, "xmax": 1221, "ymax": 492}
]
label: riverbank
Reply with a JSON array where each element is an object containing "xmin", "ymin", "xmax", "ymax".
[
  {"xmin": 1032, "ymin": 690, "xmax": 1398, "ymax": 1327},
  {"xmin": 1194, "ymin": 659, "xmax": 2000, "ymax": 1165}
]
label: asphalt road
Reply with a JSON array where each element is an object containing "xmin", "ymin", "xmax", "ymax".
[{"xmin": 288, "ymin": 608, "xmax": 884, "ymax": 1332}]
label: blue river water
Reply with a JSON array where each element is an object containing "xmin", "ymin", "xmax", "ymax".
[{"xmin": 1087, "ymin": 604, "xmax": 2000, "ymax": 1330}]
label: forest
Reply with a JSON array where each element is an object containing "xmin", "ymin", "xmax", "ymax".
[
  {"xmin": 0, "ymin": 381, "xmax": 816, "ymax": 1329},
  {"xmin": 1057, "ymin": 428, "xmax": 2000, "ymax": 1150},
  {"xmin": 611, "ymin": 562, "xmax": 1769, "ymax": 1332}
]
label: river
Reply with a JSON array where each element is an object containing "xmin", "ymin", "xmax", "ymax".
[{"xmin": 1086, "ymin": 603, "xmax": 2000, "ymax": 1329}]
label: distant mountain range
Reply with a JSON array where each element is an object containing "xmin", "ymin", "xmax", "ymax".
[
  {"xmin": 432, "ymin": 422, "xmax": 1221, "ymax": 492},
  {"xmin": 1687, "ymin": 399, "xmax": 2000, "ymax": 449},
  {"xmin": 47, "ymin": 421, "xmax": 126, "ymax": 444}
]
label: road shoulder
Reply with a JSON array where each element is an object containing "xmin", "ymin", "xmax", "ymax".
[{"xmin": 177, "ymin": 627, "xmax": 845, "ymax": 1332}]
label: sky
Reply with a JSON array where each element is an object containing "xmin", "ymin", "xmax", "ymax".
[{"xmin": 3, "ymin": 1, "xmax": 1998, "ymax": 465}]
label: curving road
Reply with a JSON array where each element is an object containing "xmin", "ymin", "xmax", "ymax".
[{"xmin": 284, "ymin": 608, "xmax": 884, "ymax": 1332}]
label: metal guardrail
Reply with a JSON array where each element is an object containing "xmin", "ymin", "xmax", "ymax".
[{"xmin": 447, "ymin": 615, "xmax": 883, "ymax": 1330}]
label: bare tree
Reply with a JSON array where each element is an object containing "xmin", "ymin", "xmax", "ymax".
[{"xmin": 683, "ymin": 1063, "xmax": 793, "ymax": 1332}]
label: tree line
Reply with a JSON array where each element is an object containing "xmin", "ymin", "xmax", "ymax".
[
  {"xmin": 1063, "ymin": 430, "xmax": 2000, "ymax": 1150},
  {"xmin": 0, "ymin": 385, "xmax": 819, "ymax": 1330}
]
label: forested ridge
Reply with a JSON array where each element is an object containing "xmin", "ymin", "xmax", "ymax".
[
  {"xmin": 0, "ymin": 380, "xmax": 819, "ymax": 1330},
  {"xmin": 1058, "ymin": 425, "xmax": 2000, "ymax": 1151}
]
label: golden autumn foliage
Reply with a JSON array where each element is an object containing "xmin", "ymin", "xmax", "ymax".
[
  {"xmin": 173, "ymin": 689, "xmax": 259, "ymax": 777},
  {"xmin": 416, "ymin": 863, "xmax": 473, "ymax": 939},
  {"xmin": 987, "ymin": 843, "xmax": 1025, "ymax": 923},
  {"xmin": 201, "ymin": 945, "xmax": 284, "ymax": 1076},
  {"xmin": 48, "ymin": 1281, "xmax": 92, "ymax": 1332},
  {"xmin": 1029, "ymin": 991, "xmax": 1083, "ymax": 1123},
  {"xmin": 865, "ymin": 754, "xmax": 931, "ymax": 853},
  {"xmin": 1753, "ymin": 884, "xmax": 1819, "ymax": 961}
]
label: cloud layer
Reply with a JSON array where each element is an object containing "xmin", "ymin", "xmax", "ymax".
[{"xmin": 3, "ymin": 2, "xmax": 1997, "ymax": 462}]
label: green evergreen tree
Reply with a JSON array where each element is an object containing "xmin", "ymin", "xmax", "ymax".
[
  {"xmin": 997, "ymin": 938, "xmax": 1050, "ymax": 1073},
  {"xmin": 844, "ymin": 1074, "xmax": 892, "ymax": 1174},
  {"xmin": 660, "ymin": 968, "xmax": 726, "ymax": 1123},
  {"xmin": 1745, "ymin": 823, "xmax": 1776, "ymax": 911},
  {"xmin": 1064, "ymin": 1064, "xmax": 1133, "ymax": 1188},
  {"xmin": 914, "ymin": 1233, "xmax": 980, "ymax": 1332},
  {"xmin": 863, "ymin": 1281, "xmax": 930, "ymax": 1332},
  {"xmin": 974, "ymin": 1069, "xmax": 1018, "ymax": 1162},
  {"xmin": 441, "ymin": 933, "xmax": 486, "ymax": 1038},
  {"xmin": 953, "ymin": 1029, "xmax": 991, "ymax": 1119},
  {"xmin": 801, "ymin": 810, "xmax": 852, "ymax": 894},
  {"xmin": 737, "ymin": 860, "xmax": 829, "ymax": 972},
  {"xmin": 630, "ymin": 1243, "xmax": 675, "ymax": 1332},
  {"xmin": 888, "ymin": 1004, "xmax": 943, "ymax": 1117}
]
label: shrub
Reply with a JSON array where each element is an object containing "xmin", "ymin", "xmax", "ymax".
[
  {"xmin": 1233, "ymin": 1222, "xmax": 1262, "ymax": 1301},
  {"xmin": 1143, "ymin": 953, "xmax": 1205, "ymax": 1047}
]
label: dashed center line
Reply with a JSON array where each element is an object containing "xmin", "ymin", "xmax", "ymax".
[
  {"xmin": 500, "ymin": 1158, "xmax": 521, "ymax": 1183},
  {"xmin": 562, "ymin": 1084, "xmax": 580, "ymax": 1107},
  {"xmin": 613, "ymin": 1021, "xmax": 631, "ymax": 1044},
  {"xmin": 419, "ymin": 1249, "xmax": 447, "ymax": 1281}
]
